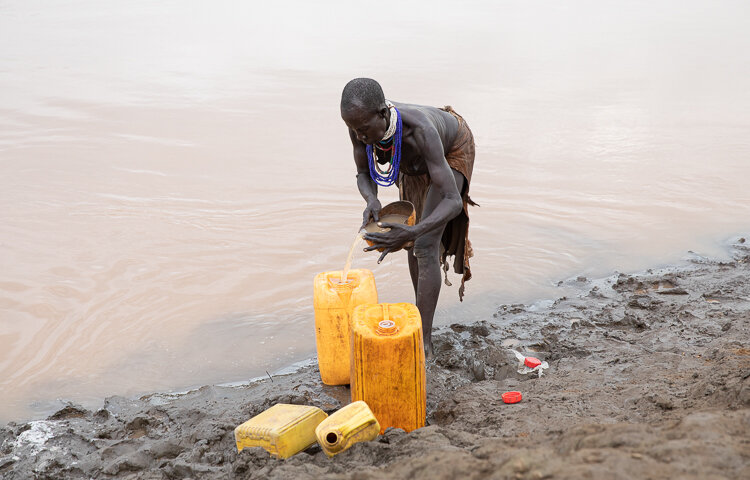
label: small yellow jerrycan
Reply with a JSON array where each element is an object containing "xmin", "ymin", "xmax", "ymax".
[
  {"xmin": 313, "ymin": 269, "xmax": 377, "ymax": 385},
  {"xmin": 234, "ymin": 404, "xmax": 327, "ymax": 459},
  {"xmin": 315, "ymin": 400, "xmax": 380, "ymax": 457},
  {"xmin": 350, "ymin": 303, "xmax": 426, "ymax": 433}
]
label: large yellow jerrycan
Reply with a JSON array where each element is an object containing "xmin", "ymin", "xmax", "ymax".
[
  {"xmin": 313, "ymin": 269, "xmax": 377, "ymax": 385},
  {"xmin": 350, "ymin": 303, "xmax": 426, "ymax": 433},
  {"xmin": 315, "ymin": 400, "xmax": 381, "ymax": 457},
  {"xmin": 234, "ymin": 404, "xmax": 327, "ymax": 459}
]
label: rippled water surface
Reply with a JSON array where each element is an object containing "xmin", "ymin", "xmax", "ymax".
[{"xmin": 1, "ymin": 0, "xmax": 749, "ymax": 421}]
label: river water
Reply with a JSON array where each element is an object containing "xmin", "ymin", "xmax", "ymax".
[{"xmin": 1, "ymin": 0, "xmax": 749, "ymax": 422}]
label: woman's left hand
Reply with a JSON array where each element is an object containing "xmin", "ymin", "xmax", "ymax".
[{"xmin": 363, "ymin": 223, "xmax": 416, "ymax": 263}]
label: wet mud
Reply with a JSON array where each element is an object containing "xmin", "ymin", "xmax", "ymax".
[{"xmin": 2, "ymin": 239, "xmax": 749, "ymax": 479}]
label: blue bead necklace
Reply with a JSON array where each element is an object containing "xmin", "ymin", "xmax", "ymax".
[{"xmin": 366, "ymin": 104, "xmax": 402, "ymax": 187}]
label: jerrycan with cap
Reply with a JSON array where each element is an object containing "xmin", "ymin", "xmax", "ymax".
[
  {"xmin": 350, "ymin": 302, "xmax": 426, "ymax": 433},
  {"xmin": 315, "ymin": 400, "xmax": 380, "ymax": 457},
  {"xmin": 313, "ymin": 269, "xmax": 378, "ymax": 385}
]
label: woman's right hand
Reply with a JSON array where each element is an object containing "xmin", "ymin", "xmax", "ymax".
[{"xmin": 361, "ymin": 199, "xmax": 382, "ymax": 229}]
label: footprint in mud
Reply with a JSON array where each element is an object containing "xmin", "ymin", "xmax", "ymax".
[
  {"xmin": 615, "ymin": 274, "xmax": 687, "ymax": 295},
  {"xmin": 612, "ymin": 312, "xmax": 650, "ymax": 331},
  {"xmin": 702, "ymin": 290, "xmax": 737, "ymax": 304},
  {"xmin": 627, "ymin": 295, "xmax": 663, "ymax": 310},
  {"xmin": 639, "ymin": 280, "xmax": 685, "ymax": 295},
  {"xmin": 496, "ymin": 304, "xmax": 526, "ymax": 315},
  {"xmin": 449, "ymin": 321, "xmax": 492, "ymax": 337},
  {"xmin": 502, "ymin": 338, "xmax": 522, "ymax": 348}
]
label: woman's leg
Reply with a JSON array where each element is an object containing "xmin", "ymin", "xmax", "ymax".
[
  {"xmin": 407, "ymin": 248, "xmax": 419, "ymax": 296},
  {"xmin": 412, "ymin": 169, "xmax": 465, "ymax": 357}
]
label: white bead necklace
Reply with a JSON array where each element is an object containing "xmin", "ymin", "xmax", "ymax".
[{"xmin": 380, "ymin": 100, "xmax": 398, "ymax": 142}]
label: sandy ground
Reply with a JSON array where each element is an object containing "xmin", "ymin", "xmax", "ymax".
[{"xmin": 2, "ymin": 239, "xmax": 749, "ymax": 479}]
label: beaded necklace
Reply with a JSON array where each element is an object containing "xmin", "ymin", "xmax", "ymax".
[{"xmin": 366, "ymin": 101, "xmax": 402, "ymax": 187}]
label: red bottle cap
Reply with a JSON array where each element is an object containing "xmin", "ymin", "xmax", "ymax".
[
  {"xmin": 524, "ymin": 357, "xmax": 542, "ymax": 368},
  {"xmin": 502, "ymin": 391, "xmax": 522, "ymax": 404}
]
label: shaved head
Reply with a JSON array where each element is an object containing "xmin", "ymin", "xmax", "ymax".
[{"xmin": 341, "ymin": 78, "xmax": 385, "ymax": 114}]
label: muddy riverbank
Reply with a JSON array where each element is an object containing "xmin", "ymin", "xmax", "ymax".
[{"xmin": 2, "ymin": 239, "xmax": 749, "ymax": 479}]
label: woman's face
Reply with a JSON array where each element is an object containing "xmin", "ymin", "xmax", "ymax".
[{"xmin": 341, "ymin": 105, "xmax": 388, "ymax": 145}]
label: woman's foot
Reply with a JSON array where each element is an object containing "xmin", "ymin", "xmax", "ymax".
[{"xmin": 424, "ymin": 340, "xmax": 434, "ymax": 360}]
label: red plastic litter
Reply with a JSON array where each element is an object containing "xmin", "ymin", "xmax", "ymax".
[
  {"xmin": 502, "ymin": 391, "xmax": 523, "ymax": 404},
  {"xmin": 524, "ymin": 356, "xmax": 542, "ymax": 369}
]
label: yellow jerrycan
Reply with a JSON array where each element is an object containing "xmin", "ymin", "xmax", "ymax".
[
  {"xmin": 313, "ymin": 269, "xmax": 378, "ymax": 385},
  {"xmin": 315, "ymin": 400, "xmax": 381, "ymax": 457},
  {"xmin": 234, "ymin": 404, "xmax": 328, "ymax": 459},
  {"xmin": 350, "ymin": 303, "xmax": 426, "ymax": 433}
]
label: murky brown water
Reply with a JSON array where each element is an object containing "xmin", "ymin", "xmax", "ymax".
[{"xmin": 1, "ymin": 0, "xmax": 749, "ymax": 422}]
